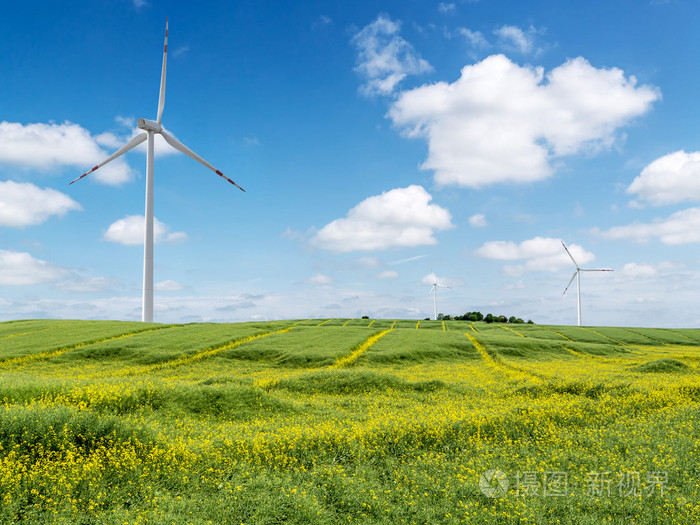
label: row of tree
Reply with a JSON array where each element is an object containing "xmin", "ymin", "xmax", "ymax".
[{"xmin": 433, "ymin": 311, "xmax": 534, "ymax": 324}]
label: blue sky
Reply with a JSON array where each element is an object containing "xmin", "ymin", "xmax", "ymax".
[{"xmin": 1, "ymin": 0, "xmax": 699, "ymax": 327}]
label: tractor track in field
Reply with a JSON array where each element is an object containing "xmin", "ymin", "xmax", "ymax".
[
  {"xmin": 116, "ymin": 326, "xmax": 297, "ymax": 376},
  {"xmin": 330, "ymin": 327, "xmax": 395, "ymax": 369},
  {"xmin": 254, "ymin": 324, "xmax": 396, "ymax": 388},
  {"xmin": 539, "ymin": 326, "xmax": 573, "ymax": 341},
  {"xmin": 463, "ymin": 331, "xmax": 550, "ymax": 383},
  {"xmin": 0, "ymin": 324, "xmax": 180, "ymax": 368},
  {"xmin": 498, "ymin": 325, "xmax": 525, "ymax": 337}
]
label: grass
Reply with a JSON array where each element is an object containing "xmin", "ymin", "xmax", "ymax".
[{"xmin": 0, "ymin": 319, "xmax": 699, "ymax": 524}]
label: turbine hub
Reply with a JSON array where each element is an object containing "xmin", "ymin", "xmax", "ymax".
[{"xmin": 137, "ymin": 118, "xmax": 162, "ymax": 133}]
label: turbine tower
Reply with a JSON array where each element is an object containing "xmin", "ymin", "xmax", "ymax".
[
  {"xmin": 427, "ymin": 274, "xmax": 450, "ymax": 321},
  {"xmin": 561, "ymin": 241, "xmax": 613, "ymax": 326},
  {"xmin": 70, "ymin": 19, "xmax": 244, "ymax": 322}
]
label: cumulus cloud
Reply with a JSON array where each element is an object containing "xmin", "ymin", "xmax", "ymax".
[
  {"xmin": 0, "ymin": 181, "xmax": 81, "ymax": 227},
  {"xmin": 155, "ymin": 280, "xmax": 185, "ymax": 291},
  {"xmin": 620, "ymin": 262, "xmax": 657, "ymax": 278},
  {"xmin": 377, "ymin": 270, "xmax": 399, "ymax": 279},
  {"xmin": 421, "ymin": 272, "xmax": 445, "ymax": 286},
  {"xmin": 0, "ymin": 121, "xmax": 136, "ymax": 185},
  {"xmin": 0, "ymin": 250, "xmax": 68, "ymax": 285},
  {"xmin": 352, "ymin": 15, "xmax": 433, "ymax": 96},
  {"xmin": 312, "ymin": 185, "xmax": 453, "ymax": 252},
  {"xmin": 388, "ymin": 55, "xmax": 660, "ymax": 188},
  {"xmin": 468, "ymin": 213, "xmax": 488, "ymax": 228},
  {"xmin": 438, "ymin": 3, "xmax": 456, "ymax": 13},
  {"xmin": 627, "ymin": 151, "xmax": 700, "ymax": 205},
  {"xmin": 306, "ymin": 274, "xmax": 333, "ymax": 285},
  {"xmin": 420, "ymin": 272, "xmax": 461, "ymax": 288},
  {"xmin": 597, "ymin": 207, "xmax": 700, "ymax": 245},
  {"xmin": 459, "ymin": 28, "xmax": 489, "ymax": 49},
  {"xmin": 493, "ymin": 25, "xmax": 539, "ymax": 54},
  {"xmin": 476, "ymin": 236, "xmax": 596, "ymax": 275},
  {"xmin": 103, "ymin": 215, "xmax": 187, "ymax": 246}
]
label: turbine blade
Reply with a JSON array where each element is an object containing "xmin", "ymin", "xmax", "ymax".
[
  {"xmin": 160, "ymin": 129, "xmax": 245, "ymax": 191},
  {"xmin": 156, "ymin": 18, "xmax": 168, "ymax": 125},
  {"xmin": 561, "ymin": 241, "xmax": 579, "ymax": 268},
  {"xmin": 428, "ymin": 286, "xmax": 435, "ymax": 296},
  {"xmin": 580, "ymin": 268, "xmax": 614, "ymax": 272},
  {"xmin": 70, "ymin": 132, "xmax": 148, "ymax": 184},
  {"xmin": 562, "ymin": 272, "xmax": 577, "ymax": 297}
]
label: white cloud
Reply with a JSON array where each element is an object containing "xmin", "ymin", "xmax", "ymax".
[
  {"xmin": 459, "ymin": 28, "xmax": 489, "ymax": 49},
  {"xmin": 493, "ymin": 25, "xmax": 538, "ymax": 54},
  {"xmin": 352, "ymin": 15, "xmax": 433, "ymax": 96},
  {"xmin": 243, "ymin": 136, "xmax": 260, "ymax": 148},
  {"xmin": 476, "ymin": 236, "xmax": 595, "ymax": 275},
  {"xmin": 115, "ymin": 116, "xmax": 135, "ymax": 128},
  {"xmin": 468, "ymin": 213, "xmax": 488, "ymax": 228},
  {"xmin": 389, "ymin": 254, "xmax": 427, "ymax": 265},
  {"xmin": 312, "ymin": 185, "xmax": 453, "ymax": 252},
  {"xmin": 621, "ymin": 262, "xmax": 657, "ymax": 278},
  {"xmin": 280, "ymin": 227, "xmax": 305, "ymax": 241},
  {"xmin": 421, "ymin": 272, "xmax": 461, "ymax": 287},
  {"xmin": 0, "ymin": 181, "xmax": 81, "ymax": 227},
  {"xmin": 0, "ymin": 121, "xmax": 136, "ymax": 185},
  {"xmin": 172, "ymin": 45, "xmax": 189, "ymax": 59},
  {"xmin": 306, "ymin": 274, "xmax": 333, "ymax": 285},
  {"xmin": 0, "ymin": 250, "xmax": 67, "ymax": 285},
  {"xmin": 597, "ymin": 207, "xmax": 700, "ymax": 245},
  {"xmin": 388, "ymin": 55, "xmax": 660, "ymax": 188},
  {"xmin": 421, "ymin": 272, "xmax": 443, "ymax": 286},
  {"xmin": 377, "ymin": 270, "xmax": 399, "ymax": 279},
  {"xmin": 627, "ymin": 150, "xmax": 700, "ymax": 205},
  {"xmin": 156, "ymin": 280, "xmax": 185, "ymax": 291},
  {"xmin": 438, "ymin": 3, "xmax": 456, "ymax": 13},
  {"xmin": 103, "ymin": 215, "xmax": 187, "ymax": 246}
]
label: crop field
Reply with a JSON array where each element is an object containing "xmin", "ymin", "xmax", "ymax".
[{"xmin": 1, "ymin": 319, "xmax": 699, "ymax": 524}]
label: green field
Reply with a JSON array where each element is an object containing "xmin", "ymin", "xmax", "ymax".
[{"xmin": 1, "ymin": 319, "xmax": 699, "ymax": 524}]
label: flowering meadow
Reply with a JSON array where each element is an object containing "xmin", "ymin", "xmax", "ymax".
[{"xmin": 0, "ymin": 318, "xmax": 699, "ymax": 524}]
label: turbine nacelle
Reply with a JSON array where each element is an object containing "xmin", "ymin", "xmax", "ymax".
[{"xmin": 137, "ymin": 118, "xmax": 163, "ymax": 133}]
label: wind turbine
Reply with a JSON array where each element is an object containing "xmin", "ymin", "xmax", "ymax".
[
  {"xmin": 561, "ymin": 241, "xmax": 613, "ymax": 326},
  {"xmin": 427, "ymin": 274, "xmax": 451, "ymax": 321},
  {"xmin": 70, "ymin": 19, "xmax": 245, "ymax": 323}
]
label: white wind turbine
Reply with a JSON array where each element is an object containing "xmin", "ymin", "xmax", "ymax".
[
  {"xmin": 70, "ymin": 19, "xmax": 245, "ymax": 323},
  {"xmin": 427, "ymin": 273, "xmax": 451, "ymax": 321},
  {"xmin": 561, "ymin": 241, "xmax": 613, "ymax": 326}
]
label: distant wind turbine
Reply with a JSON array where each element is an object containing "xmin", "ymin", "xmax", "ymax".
[
  {"xmin": 561, "ymin": 241, "xmax": 613, "ymax": 326},
  {"xmin": 70, "ymin": 19, "xmax": 245, "ymax": 323},
  {"xmin": 427, "ymin": 274, "xmax": 451, "ymax": 321}
]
